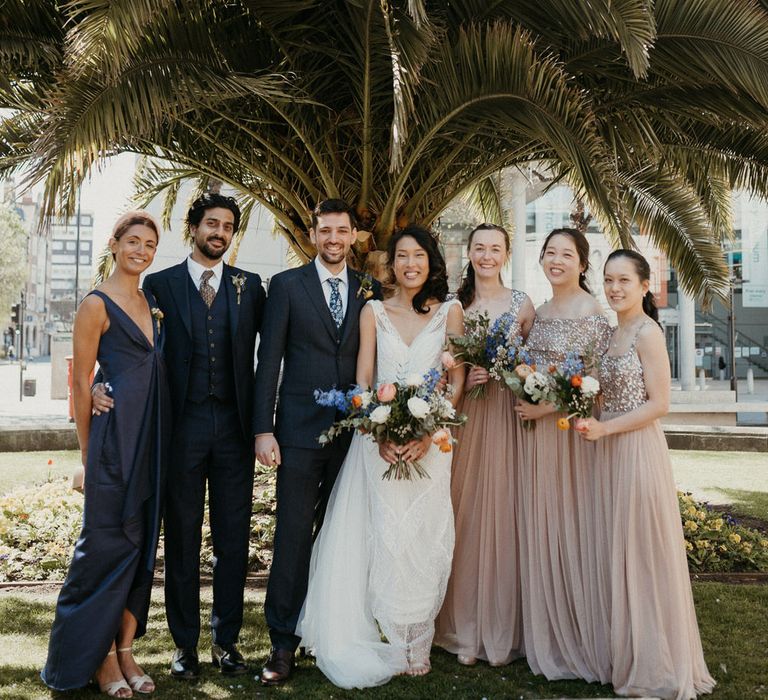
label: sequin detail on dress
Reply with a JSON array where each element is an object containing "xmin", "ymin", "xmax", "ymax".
[{"xmin": 526, "ymin": 314, "xmax": 612, "ymax": 367}]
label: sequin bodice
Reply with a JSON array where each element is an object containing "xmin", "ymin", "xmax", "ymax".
[
  {"xmin": 599, "ymin": 322, "xmax": 654, "ymax": 413},
  {"xmin": 526, "ymin": 314, "xmax": 611, "ymax": 368}
]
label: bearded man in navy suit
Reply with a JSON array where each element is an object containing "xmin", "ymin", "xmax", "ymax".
[{"xmin": 97, "ymin": 193, "xmax": 266, "ymax": 679}]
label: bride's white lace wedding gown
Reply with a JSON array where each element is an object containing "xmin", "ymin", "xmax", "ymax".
[{"xmin": 296, "ymin": 299, "xmax": 458, "ymax": 689}]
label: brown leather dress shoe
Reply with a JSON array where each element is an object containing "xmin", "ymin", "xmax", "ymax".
[{"xmin": 260, "ymin": 648, "xmax": 295, "ymax": 685}]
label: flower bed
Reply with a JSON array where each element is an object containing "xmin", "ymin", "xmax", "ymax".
[
  {"xmin": 679, "ymin": 492, "xmax": 768, "ymax": 572},
  {"xmin": 2, "ymin": 471, "xmax": 765, "ymax": 581},
  {"xmin": 0, "ymin": 463, "xmax": 277, "ymax": 582}
]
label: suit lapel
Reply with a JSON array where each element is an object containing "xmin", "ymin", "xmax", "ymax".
[
  {"xmin": 223, "ymin": 264, "xmax": 241, "ymax": 340},
  {"xmin": 301, "ymin": 262, "xmax": 339, "ymax": 343},
  {"xmin": 340, "ymin": 269, "xmax": 363, "ymax": 345},
  {"xmin": 169, "ymin": 261, "xmax": 192, "ymax": 339}
]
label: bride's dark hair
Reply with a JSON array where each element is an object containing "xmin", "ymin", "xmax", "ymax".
[{"xmin": 386, "ymin": 225, "xmax": 449, "ymax": 314}]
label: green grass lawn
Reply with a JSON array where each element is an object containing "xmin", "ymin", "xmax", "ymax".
[
  {"xmin": 0, "ymin": 451, "xmax": 80, "ymax": 495},
  {"xmin": 717, "ymin": 488, "xmax": 768, "ymax": 523},
  {"xmin": 1, "ymin": 583, "xmax": 766, "ymax": 700}
]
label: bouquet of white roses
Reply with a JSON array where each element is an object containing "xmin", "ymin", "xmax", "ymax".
[
  {"xmin": 314, "ymin": 368, "xmax": 467, "ymax": 480},
  {"xmin": 448, "ymin": 310, "xmax": 523, "ymax": 399}
]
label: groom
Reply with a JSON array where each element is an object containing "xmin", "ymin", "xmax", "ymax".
[{"xmin": 254, "ymin": 198, "xmax": 380, "ymax": 685}]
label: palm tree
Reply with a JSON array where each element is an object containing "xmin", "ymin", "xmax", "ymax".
[{"xmin": 3, "ymin": 0, "xmax": 768, "ymax": 303}]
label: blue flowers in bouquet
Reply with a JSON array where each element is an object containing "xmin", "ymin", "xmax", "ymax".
[
  {"xmin": 549, "ymin": 351, "xmax": 601, "ymax": 431},
  {"xmin": 314, "ymin": 368, "xmax": 467, "ymax": 480},
  {"xmin": 448, "ymin": 310, "xmax": 526, "ymax": 399}
]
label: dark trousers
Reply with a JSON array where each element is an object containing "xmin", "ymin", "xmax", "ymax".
[
  {"xmin": 164, "ymin": 398, "xmax": 255, "ymax": 649},
  {"xmin": 265, "ymin": 435, "xmax": 351, "ymax": 651}
]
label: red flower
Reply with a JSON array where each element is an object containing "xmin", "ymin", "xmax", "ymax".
[{"xmin": 570, "ymin": 375, "xmax": 583, "ymax": 388}]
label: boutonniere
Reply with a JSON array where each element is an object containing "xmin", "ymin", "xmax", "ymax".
[
  {"xmin": 231, "ymin": 273, "xmax": 247, "ymax": 305},
  {"xmin": 150, "ymin": 307, "xmax": 164, "ymax": 334},
  {"xmin": 356, "ymin": 272, "xmax": 375, "ymax": 300}
]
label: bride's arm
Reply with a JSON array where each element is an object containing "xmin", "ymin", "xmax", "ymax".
[
  {"xmin": 445, "ymin": 303, "xmax": 465, "ymax": 407},
  {"xmin": 355, "ymin": 304, "xmax": 376, "ymax": 389}
]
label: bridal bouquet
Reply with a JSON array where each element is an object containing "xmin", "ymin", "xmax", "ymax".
[
  {"xmin": 500, "ymin": 357, "xmax": 558, "ymax": 430},
  {"xmin": 315, "ymin": 369, "xmax": 467, "ymax": 480},
  {"xmin": 448, "ymin": 311, "xmax": 524, "ymax": 399},
  {"xmin": 549, "ymin": 352, "xmax": 601, "ymax": 430}
]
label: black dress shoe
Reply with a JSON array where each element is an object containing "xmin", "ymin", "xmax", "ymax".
[
  {"xmin": 212, "ymin": 644, "xmax": 247, "ymax": 675},
  {"xmin": 260, "ymin": 648, "xmax": 295, "ymax": 685},
  {"xmin": 170, "ymin": 647, "xmax": 200, "ymax": 679}
]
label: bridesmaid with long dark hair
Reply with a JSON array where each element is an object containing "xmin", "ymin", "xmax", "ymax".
[
  {"xmin": 577, "ymin": 250, "xmax": 715, "ymax": 699},
  {"xmin": 435, "ymin": 223, "xmax": 534, "ymax": 667},
  {"xmin": 42, "ymin": 212, "xmax": 170, "ymax": 697},
  {"xmin": 514, "ymin": 228, "xmax": 611, "ymax": 684}
]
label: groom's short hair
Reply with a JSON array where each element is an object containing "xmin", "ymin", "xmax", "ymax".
[{"xmin": 311, "ymin": 199, "xmax": 356, "ymax": 230}]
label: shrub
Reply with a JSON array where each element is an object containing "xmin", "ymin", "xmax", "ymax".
[{"xmin": 679, "ymin": 492, "xmax": 768, "ymax": 573}]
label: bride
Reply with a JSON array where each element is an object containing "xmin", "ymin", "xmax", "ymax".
[{"xmin": 297, "ymin": 225, "xmax": 465, "ymax": 688}]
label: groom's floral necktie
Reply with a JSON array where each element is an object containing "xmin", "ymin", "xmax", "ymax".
[
  {"xmin": 200, "ymin": 269, "xmax": 216, "ymax": 308},
  {"xmin": 327, "ymin": 278, "xmax": 344, "ymax": 328}
]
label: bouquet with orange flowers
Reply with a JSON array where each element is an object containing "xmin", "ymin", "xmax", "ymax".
[
  {"xmin": 314, "ymin": 369, "xmax": 467, "ymax": 480},
  {"xmin": 501, "ymin": 355, "xmax": 557, "ymax": 430},
  {"xmin": 549, "ymin": 352, "xmax": 601, "ymax": 430}
]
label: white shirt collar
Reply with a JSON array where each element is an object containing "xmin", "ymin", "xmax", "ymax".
[
  {"xmin": 314, "ymin": 256, "xmax": 348, "ymax": 287},
  {"xmin": 187, "ymin": 255, "xmax": 224, "ymax": 285}
]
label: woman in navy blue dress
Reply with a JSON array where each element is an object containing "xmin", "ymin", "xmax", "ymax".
[{"xmin": 42, "ymin": 211, "xmax": 170, "ymax": 697}]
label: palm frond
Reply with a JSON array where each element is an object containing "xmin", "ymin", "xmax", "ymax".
[{"xmin": 618, "ymin": 165, "xmax": 730, "ymax": 305}]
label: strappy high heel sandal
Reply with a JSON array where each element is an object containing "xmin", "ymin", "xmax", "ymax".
[
  {"xmin": 117, "ymin": 647, "xmax": 155, "ymax": 694},
  {"xmin": 97, "ymin": 651, "xmax": 132, "ymax": 698}
]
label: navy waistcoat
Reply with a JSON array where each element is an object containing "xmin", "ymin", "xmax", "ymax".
[{"xmin": 187, "ymin": 275, "xmax": 236, "ymax": 403}]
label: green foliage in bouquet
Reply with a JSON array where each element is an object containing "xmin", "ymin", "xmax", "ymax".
[
  {"xmin": 316, "ymin": 369, "xmax": 466, "ymax": 480},
  {"xmin": 449, "ymin": 311, "xmax": 522, "ymax": 400}
]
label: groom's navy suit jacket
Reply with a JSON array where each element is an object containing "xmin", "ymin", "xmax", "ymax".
[
  {"xmin": 144, "ymin": 260, "xmax": 266, "ymax": 441},
  {"xmin": 253, "ymin": 261, "xmax": 379, "ymax": 449}
]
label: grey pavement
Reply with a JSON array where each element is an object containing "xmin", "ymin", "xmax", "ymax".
[
  {"xmin": 0, "ymin": 357, "xmax": 70, "ymax": 427},
  {"xmin": 2, "ymin": 357, "xmax": 768, "ymax": 427}
]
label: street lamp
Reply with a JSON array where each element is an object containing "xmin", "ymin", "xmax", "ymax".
[{"xmin": 727, "ymin": 276, "xmax": 748, "ymax": 401}]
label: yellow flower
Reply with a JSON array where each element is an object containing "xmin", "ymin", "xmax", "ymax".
[
  {"xmin": 728, "ymin": 533, "xmax": 741, "ymax": 544},
  {"xmin": 697, "ymin": 510, "xmax": 707, "ymax": 521},
  {"xmin": 742, "ymin": 543, "xmax": 753, "ymax": 554},
  {"xmin": 685, "ymin": 505, "xmax": 697, "ymax": 517},
  {"xmin": 684, "ymin": 520, "xmax": 698, "ymax": 532},
  {"xmin": 685, "ymin": 541, "xmax": 693, "ymax": 551},
  {"xmin": 719, "ymin": 545, "xmax": 727, "ymax": 552},
  {"xmin": 695, "ymin": 540, "xmax": 709, "ymax": 549},
  {"xmin": 709, "ymin": 518, "xmax": 724, "ymax": 531},
  {"xmin": 760, "ymin": 540, "xmax": 768, "ymax": 549}
]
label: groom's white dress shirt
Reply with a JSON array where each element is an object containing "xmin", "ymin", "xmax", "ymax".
[
  {"xmin": 187, "ymin": 256, "xmax": 223, "ymax": 293},
  {"xmin": 314, "ymin": 256, "xmax": 349, "ymax": 318}
]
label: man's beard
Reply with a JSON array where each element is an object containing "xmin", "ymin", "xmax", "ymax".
[
  {"xmin": 319, "ymin": 248, "xmax": 345, "ymax": 265},
  {"xmin": 199, "ymin": 237, "xmax": 228, "ymax": 260}
]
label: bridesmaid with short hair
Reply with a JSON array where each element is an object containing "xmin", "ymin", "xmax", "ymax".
[
  {"xmin": 435, "ymin": 223, "xmax": 534, "ymax": 667},
  {"xmin": 576, "ymin": 250, "xmax": 715, "ymax": 699},
  {"xmin": 515, "ymin": 228, "xmax": 612, "ymax": 684}
]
